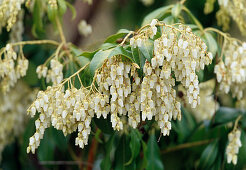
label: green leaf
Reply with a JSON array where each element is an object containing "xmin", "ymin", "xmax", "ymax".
[
  {"xmin": 204, "ymin": 32, "xmax": 218, "ymax": 57},
  {"xmin": 104, "ymin": 29, "xmax": 130, "ymax": 43},
  {"xmin": 237, "ymin": 131, "xmax": 246, "ymax": 167},
  {"xmin": 93, "ymin": 116, "xmax": 114, "ymax": 135},
  {"xmin": 65, "ymin": 62, "xmax": 81, "ymax": 89},
  {"xmin": 100, "ymin": 133, "xmax": 116, "ymax": 170},
  {"xmin": 89, "ymin": 48, "xmax": 113, "ymax": 75},
  {"xmin": 142, "ymin": 5, "xmax": 173, "ymax": 26},
  {"xmin": 50, "ymin": 127, "xmax": 68, "ymax": 152},
  {"xmin": 47, "ymin": 6, "xmax": 58, "ymax": 22},
  {"xmin": 100, "ymin": 43, "xmax": 117, "ymax": 50},
  {"xmin": 163, "ymin": 16, "xmax": 175, "ymax": 24},
  {"xmin": 109, "ymin": 46, "xmax": 133, "ymax": 61},
  {"xmin": 23, "ymin": 61, "xmax": 39, "ymax": 86},
  {"xmin": 65, "ymin": 2, "xmax": 76, "ymax": 19},
  {"xmin": 114, "ymin": 135, "xmax": 136, "ymax": 170},
  {"xmin": 89, "ymin": 46, "xmax": 133, "ymax": 75},
  {"xmin": 172, "ymin": 107, "xmax": 196, "ymax": 143},
  {"xmin": 78, "ymin": 50, "xmax": 99, "ymax": 60},
  {"xmin": 125, "ymin": 129, "xmax": 142, "ymax": 165},
  {"xmin": 146, "ymin": 132, "xmax": 164, "ymax": 170},
  {"xmin": 136, "ymin": 141, "xmax": 148, "ymax": 170},
  {"xmin": 57, "ymin": 0, "xmax": 67, "ymax": 16},
  {"xmin": 37, "ymin": 128, "xmax": 56, "ymax": 161},
  {"xmin": 138, "ymin": 39, "xmax": 154, "ymax": 62},
  {"xmin": 171, "ymin": 3, "xmax": 182, "ymax": 19},
  {"xmin": 199, "ymin": 140, "xmax": 219, "ymax": 169},
  {"xmin": 213, "ymin": 107, "xmax": 243, "ymax": 126},
  {"xmin": 20, "ymin": 117, "xmax": 36, "ymax": 160},
  {"xmin": 210, "ymin": 154, "xmax": 222, "ymax": 170},
  {"xmin": 131, "ymin": 46, "xmax": 141, "ymax": 67},
  {"xmin": 197, "ymin": 70, "xmax": 204, "ymax": 82},
  {"xmin": 77, "ymin": 56, "xmax": 90, "ymax": 67},
  {"xmin": 32, "ymin": 0, "xmax": 44, "ymax": 37}
]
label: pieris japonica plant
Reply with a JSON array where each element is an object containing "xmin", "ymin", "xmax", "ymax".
[{"xmin": 0, "ymin": 0, "xmax": 246, "ymax": 169}]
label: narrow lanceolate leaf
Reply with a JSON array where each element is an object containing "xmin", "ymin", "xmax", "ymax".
[
  {"xmin": 213, "ymin": 107, "xmax": 243, "ymax": 126},
  {"xmin": 204, "ymin": 32, "xmax": 218, "ymax": 57},
  {"xmin": 100, "ymin": 133, "xmax": 116, "ymax": 170},
  {"xmin": 146, "ymin": 132, "xmax": 164, "ymax": 170},
  {"xmin": 37, "ymin": 128, "xmax": 56, "ymax": 162},
  {"xmin": 89, "ymin": 46, "xmax": 134, "ymax": 75},
  {"xmin": 171, "ymin": 3, "xmax": 182, "ymax": 19},
  {"xmin": 198, "ymin": 139, "xmax": 219, "ymax": 169},
  {"xmin": 125, "ymin": 129, "xmax": 142, "ymax": 165},
  {"xmin": 57, "ymin": 0, "xmax": 67, "ymax": 16},
  {"xmin": 104, "ymin": 29, "xmax": 130, "ymax": 43},
  {"xmin": 114, "ymin": 135, "xmax": 136, "ymax": 170},
  {"xmin": 142, "ymin": 5, "xmax": 173, "ymax": 26},
  {"xmin": 47, "ymin": 5, "xmax": 58, "ymax": 22},
  {"xmin": 32, "ymin": 0, "xmax": 44, "ymax": 36},
  {"xmin": 89, "ymin": 49, "xmax": 113, "ymax": 75},
  {"xmin": 108, "ymin": 46, "xmax": 133, "ymax": 61},
  {"xmin": 138, "ymin": 39, "xmax": 154, "ymax": 62},
  {"xmin": 65, "ymin": 1, "xmax": 76, "ymax": 19}
]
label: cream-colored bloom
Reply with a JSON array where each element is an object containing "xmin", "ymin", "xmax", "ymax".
[
  {"xmin": 226, "ymin": 129, "xmax": 242, "ymax": 165},
  {"xmin": 0, "ymin": 44, "xmax": 28, "ymax": 93},
  {"xmin": 0, "ymin": 81, "xmax": 36, "ymax": 161},
  {"xmin": 0, "ymin": 0, "xmax": 24, "ymax": 31},
  {"xmin": 178, "ymin": 79, "xmax": 219, "ymax": 121},
  {"xmin": 215, "ymin": 41, "xmax": 246, "ymax": 99},
  {"xmin": 78, "ymin": 20, "xmax": 92, "ymax": 37}
]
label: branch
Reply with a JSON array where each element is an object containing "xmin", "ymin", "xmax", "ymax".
[
  {"xmin": 161, "ymin": 139, "xmax": 215, "ymax": 154},
  {"xmin": 56, "ymin": 16, "xmax": 66, "ymax": 44}
]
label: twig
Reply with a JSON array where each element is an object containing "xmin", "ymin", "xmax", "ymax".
[
  {"xmin": 233, "ymin": 115, "xmax": 242, "ymax": 131},
  {"xmin": 9, "ymin": 40, "xmax": 59, "ymax": 46},
  {"xmin": 161, "ymin": 139, "xmax": 215, "ymax": 154},
  {"xmin": 56, "ymin": 16, "xmax": 66, "ymax": 44}
]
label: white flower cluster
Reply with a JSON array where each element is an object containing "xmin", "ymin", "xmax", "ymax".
[
  {"xmin": 178, "ymin": 79, "xmax": 219, "ymax": 121},
  {"xmin": 96, "ymin": 57, "xmax": 139, "ymax": 130},
  {"xmin": 226, "ymin": 129, "xmax": 242, "ymax": 165},
  {"xmin": 141, "ymin": 61, "xmax": 181, "ymax": 135},
  {"xmin": 8, "ymin": 10, "xmax": 24, "ymax": 44},
  {"xmin": 217, "ymin": 0, "xmax": 246, "ymax": 34},
  {"xmin": 131, "ymin": 20, "xmax": 213, "ymax": 108},
  {"xmin": 214, "ymin": 41, "xmax": 246, "ymax": 99},
  {"xmin": 140, "ymin": 0, "xmax": 154, "ymax": 6},
  {"xmin": 27, "ymin": 20, "xmax": 213, "ymax": 152},
  {"xmin": 0, "ymin": 81, "xmax": 36, "ymax": 161},
  {"xmin": 0, "ymin": 0, "xmax": 24, "ymax": 31},
  {"xmin": 78, "ymin": 20, "xmax": 92, "ymax": 37},
  {"xmin": 0, "ymin": 44, "xmax": 28, "ymax": 92},
  {"xmin": 27, "ymin": 83, "xmax": 108, "ymax": 153},
  {"xmin": 130, "ymin": 19, "xmax": 158, "ymax": 46},
  {"xmin": 36, "ymin": 58, "xmax": 63, "ymax": 85}
]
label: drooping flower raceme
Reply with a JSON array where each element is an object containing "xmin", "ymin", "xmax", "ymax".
[
  {"xmin": 36, "ymin": 58, "xmax": 63, "ymax": 85},
  {"xmin": 217, "ymin": 0, "xmax": 246, "ymax": 34},
  {"xmin": 8, "ymin": 10, "xmax": 24, "ymax": 44},
  {"xmin": 27, "ymin": 19, "xmax": 213, "ymax": 153},
  {"xmin": 0, "ymin": 44, "xmax": 28, "ymax": 93},
  {"xmin": 131, "ymin": 20, "xmax": 213, "ymax": 108},
  {"xmin": 214, "ymin": 41, "xmax": 246, "ymax": 99},
  {"xmin": 0, "ymin": 81, "xmax": 36, "ymax": 161},
  {"xmin": 27, "ymin": 82, "xmax": 105, "ymax": 153},
  {"xmin": 226, "ymin": 129, "xmax": 242, "ymax": 165},
  {"xmin": 0, "ymin": 0, "xmax": 24, "ymax": 31},
  {"xmin": 178, "ymin": 79, "xmax": 219, "ymax": 122}
]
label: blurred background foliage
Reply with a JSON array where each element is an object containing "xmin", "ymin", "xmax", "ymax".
[{"xmin": 1, "ymin": 0, "xmax": 246, "ymax": 170}]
